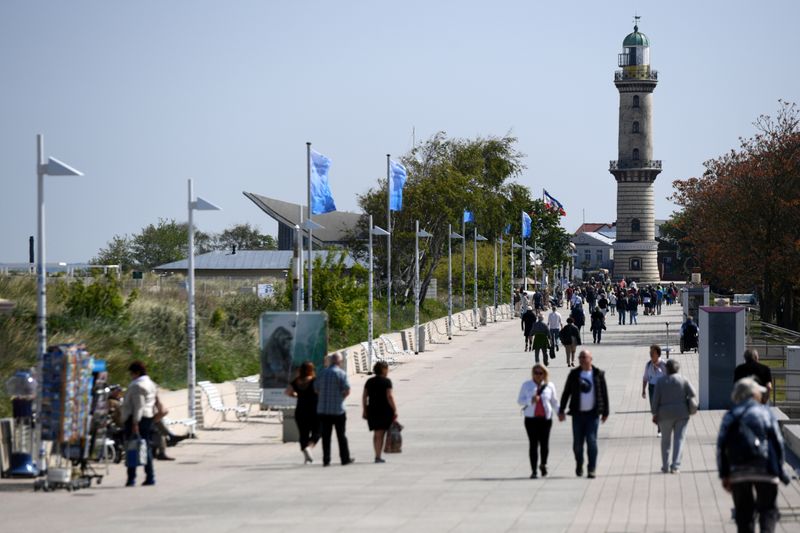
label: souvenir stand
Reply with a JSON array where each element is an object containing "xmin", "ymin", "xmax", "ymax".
[{"xmin": 34, "ymin": 344, "xmax": 104, "ymax": 491}]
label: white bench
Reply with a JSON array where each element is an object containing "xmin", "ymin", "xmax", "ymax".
[
  {"xmin": 428, "ymin": 320, "xmax": 449, "ymax": 343},
  {"xmin": 198, "ymin": 381, "xmax": 249, "ymax": 422},
  {"xmin": 162, "ymin": 416, "xmax": 197, "ymax": 436},
  {"xmin": 380, "ymin": 335, "xmax": 413, "ymax": 356},
  {"xmin": 360, "ymin": 341, "xmax": 397, "ymax": 367}
]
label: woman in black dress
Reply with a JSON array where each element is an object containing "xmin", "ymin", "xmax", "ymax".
[
  {"xmin": 362, "ymin": 361, "xmax": 397, "ymax": 463},
  {"xmin": 284, "ymin": 361, "xmax": 319, "ymax": 464}
]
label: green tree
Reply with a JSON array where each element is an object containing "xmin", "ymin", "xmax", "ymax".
[
  {"xmin": 92, "ymin": 235, "xmax": 135, "ymax": 271},
  {"xmin": 355, "ymin": 132, "xmax": 527, "ymax": 304},
  {"xmin": 214, "ymin": 223, "xmax": 277, "ymax": 251},
  {"xmin": 128, "ymin": 218, "xmax": 212, "ymax": 270}
]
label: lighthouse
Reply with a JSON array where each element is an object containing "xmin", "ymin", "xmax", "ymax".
[{"xmin": 609, "ymin": 18, "xmax": 661, "ymax": 283}]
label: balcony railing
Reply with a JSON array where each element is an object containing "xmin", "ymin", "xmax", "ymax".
[
  {"xmin": 614, "ymin": 69, "xmax": 658, "ymax": 81},
  {"xmin": 609, "ymin": 160, "xmax": 662, "ymax": 170}
]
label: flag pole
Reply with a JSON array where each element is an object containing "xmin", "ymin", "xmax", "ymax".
[
  {"xmin": 473, "ymin": 226, "xmax": 478, "ymax": 330},
  {"xmin": 522, "ymin": 212, "xmax": 527, "ymax": 292},
  {"xmin": 306, "ymin": 142, "xmax": 313, "ymax": 311},
  {"xmin": 510, "ymin": 236, "xmax": 514, "ymax": 309},
  {"xmin": 386, "ymin": 154, "xmax": 391, "ymax": 331},
  {"xmin": 462, "ymin": 216, "xmax": 466, "ymax": 309},
  {"xmin": 368, "ymin": 214, "xmax": 374, "ymax": 369},
  {"xmin": 448, "ymin": 223, "xmax": 453, "ymax": 339}
]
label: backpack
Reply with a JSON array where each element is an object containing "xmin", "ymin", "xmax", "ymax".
[
  {"xmin": 724, "ymin": 409, "xmax": 769, "ymax": 466},
  {"xmin": 559, "ymin": 327, "xmax": 572, "ymax": 345}
]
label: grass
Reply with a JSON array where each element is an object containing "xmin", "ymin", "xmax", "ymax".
[{"xmin": 0, "ymin": 275, "xmax": 472, "ymax": 418}]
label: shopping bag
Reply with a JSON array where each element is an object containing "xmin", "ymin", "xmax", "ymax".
[
  {"xmin": 125, "ymin": 437, "xmax": 147, "ymax": 467},
  {"xmin": 384, "ymin": 420, "xmax": 403, "ymax": 454}
]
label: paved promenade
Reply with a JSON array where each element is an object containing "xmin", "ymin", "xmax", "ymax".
[{"xmin": 2, "ymin": 302, "xmax": 800, "ymax": 532}]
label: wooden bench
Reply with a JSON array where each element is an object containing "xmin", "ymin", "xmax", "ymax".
[{"xmin": 198, "ymin": 380, "xmax": 249, "ymax": 422}]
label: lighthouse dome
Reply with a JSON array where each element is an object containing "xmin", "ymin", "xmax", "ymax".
[{"xmin": 623, "ymin": 25, "xmax": 649, "ymax": 47}]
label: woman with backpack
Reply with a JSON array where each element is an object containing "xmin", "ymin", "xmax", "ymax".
[
  {"xmin": 517, "ymin": 363, "xmax": 560, "ymax": 478},
  {"xmin": 717, "ymin": 377, "xmax": 790, "ymax": 533}
]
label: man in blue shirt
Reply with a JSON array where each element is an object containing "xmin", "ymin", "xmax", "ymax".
[{"xmin": 315, "ymin": 353, "xmax": 354, "ymax": 466}]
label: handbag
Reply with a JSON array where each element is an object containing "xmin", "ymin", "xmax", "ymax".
[
  {"xmin": 125, "ymin": 436, "xmax": 148, "ymax": 467},
  {"xmin": 687, "ymin": 387, "xmax": 699, "ymax": 415},
  {"xmin": 384, "ymin": 420, "xmax": 404, "ymax": 454}
]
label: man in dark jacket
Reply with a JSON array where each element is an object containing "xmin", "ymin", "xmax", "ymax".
[{"xmin": 558, "ymin": 350, "xmax": 609, "ymax": 479}]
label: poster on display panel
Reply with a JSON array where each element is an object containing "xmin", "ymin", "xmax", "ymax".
[{"xmin": 259, "ymin": 312, "xmax": 328, "ymax": 407}]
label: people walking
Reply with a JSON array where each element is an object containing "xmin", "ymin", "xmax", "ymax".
[
  {"xmin": 521, "ymin": 308, "xmax": 536, "ymax": 352},
  {"xmin": 531, "ymin": 314, "xmax": 551, "ymax": 365},
  {"xmin": 362, "ymin": 361, "xmax": 397, "ymax": 464},
  {"xmin": 734, "ymin": 349, "xmax": 773, "ymax": 404},
  {"xmin": 617, "ymin": 291, "xmax": 627, "ymax": 325},
  {"xmin": 547, "ymin": 306, "xmax": 563, "ymax": 352},
  {"xmin": 642, "ymin": 345, "xmax": 668, "ymax": 436},
  {"xmin": 627, "ymin": 291, "xmax": 639, "ymax": 325},
  {"xmin": 518, "ymin": 363, "xmax": 560, "ymax": 478},
  {"xmin": 717, "ymin": 378, "xmax": 790, "ymax": 533},
  {"xmin": 651, "ymin": 359, "xmax": 697, "ymax": 473},
  {"xmin": 608, "ymin": 292, "xmax": 616, "ymax": 317},
  {"xmin": 315, "ymin": 353, "xmax": 354, "ymax": 466},
  {"xmin": 558, "ymin": 350, "xmax": 610, "ymax": 479},
  {"xmin": 570, "ymin": 303, "xmax": 586, "ymax": 337},
  {"xmin": 590, "ymin": 306, "xmax": 605, "ymax": 344},
  {"xmin": 285, "ymin": 361, "xmax": 319, "ymax": 464},
  {"xmin": 121, "ymin": 361, "xmax": 157, "ymax": 486},
  {"xmin": 559, "ymin": 317, "xmax": 582, "ymax": 367}
]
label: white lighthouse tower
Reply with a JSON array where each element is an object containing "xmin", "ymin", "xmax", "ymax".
[{"xmin": 610, "ymin": 18, "xmax": 661, "ymax": 283}]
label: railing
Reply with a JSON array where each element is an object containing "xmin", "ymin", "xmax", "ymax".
[
  {"xmin": 609, "ymin": 160, "xmax": 662, "ymax": 170},
  {"xmin": 614, "ymin": 69, "xmax": 658, "ymax": 81}
]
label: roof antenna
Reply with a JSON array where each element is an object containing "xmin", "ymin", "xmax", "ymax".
[{"xmin": 634, "ymin": 13, "xmax": 640, "ymax": 32}]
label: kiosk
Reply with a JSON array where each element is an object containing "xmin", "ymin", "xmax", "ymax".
[{"xmin": 698, "ymin": 306, "xmax": 745, "ymax": 410}]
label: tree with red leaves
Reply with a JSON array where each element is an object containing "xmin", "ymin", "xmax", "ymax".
[{"xmin": 671, "ymin": 101, "xmax": 800, "ymax": 329}]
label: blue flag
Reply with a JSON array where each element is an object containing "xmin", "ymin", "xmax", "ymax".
[
  {"xmin": 389, "ymin": 160, "xmax": 407, "ymax": 212},
  {"xmin": 522, "ymin": 211, "xmax": 532, "ymax": 238},
  {"xmin": 310, "ymin": 150, "xmax": 336, "ymax": 215},
  {"xmin": 463, "ymin": 210, "xmax": 474, "ymax": 223}
]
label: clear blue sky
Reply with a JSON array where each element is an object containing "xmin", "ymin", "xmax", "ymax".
[{"xmin": 1, "ymin": 0, "xmax": 798, "ymax": 263}]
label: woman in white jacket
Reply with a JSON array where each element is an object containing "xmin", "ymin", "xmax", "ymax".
[{"xmin": 518, "ymin": 363, "xmax": 560, "ymax": 478}]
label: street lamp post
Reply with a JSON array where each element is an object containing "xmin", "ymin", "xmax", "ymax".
[
  {"xmin": 34, "ymin": 134, "xmax": 83, "ymax": 470},
  {"xmin": 415, "ymin": 220, "xmax": 432, "ymax": 354},
  {"xmin": 474, "ymin": 229, "xmax": 487, "ymax": 329},
  {"xmin": 187, "ymin": 179, "xmax": 221, "ymax": 428},
  {"xmin": 493, "ymin": 239, "xmax": 498, "ymax": 317},
  {"xmin": 498, "ymin": 236, "xmax": 505, "ymax": 310},
  {"xmin": 368, "ymin": 215, "xmax": 390, "ymax": 369},
  {"xmin": 448, "ymin": 225, "xmax": 463, "ymax": 339}
]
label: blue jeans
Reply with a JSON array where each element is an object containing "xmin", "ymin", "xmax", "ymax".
[
  {"xmin": 572, "ymin": 412, "xmax": 599, "ymax": 472},
  {"xmin": 549, "ymin": 329, "xmax": 560, "ymax": 349},
  {"xmin": 618, "ymin": 309, "xmax": 626, "ymax": 325},
  {"xmin": 125, "ymin": 416, "xmax": 154, "ymax": 484},
  {"xmin": 629, "ymin": 310, "xmax": 638, "ymax": 324}
]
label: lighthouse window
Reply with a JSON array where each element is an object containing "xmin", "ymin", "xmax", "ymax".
[
  {"xmin": 632, "ymin": 121, "xmax": 640, "ymax": 133},
  {"xmin": 632, "ymin": 148, "xmax": 640, "ymax": 160},
  {"xmin": 633, "ymin": 95, "xmax": 640, "ymax": 108},
  {"xmin": 631, "ymin": 218, "xmax": 641, "ymax": 232},
  {"xmin": 630, "ymin": 258, "xmax": 642, "ymax": 271}
]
